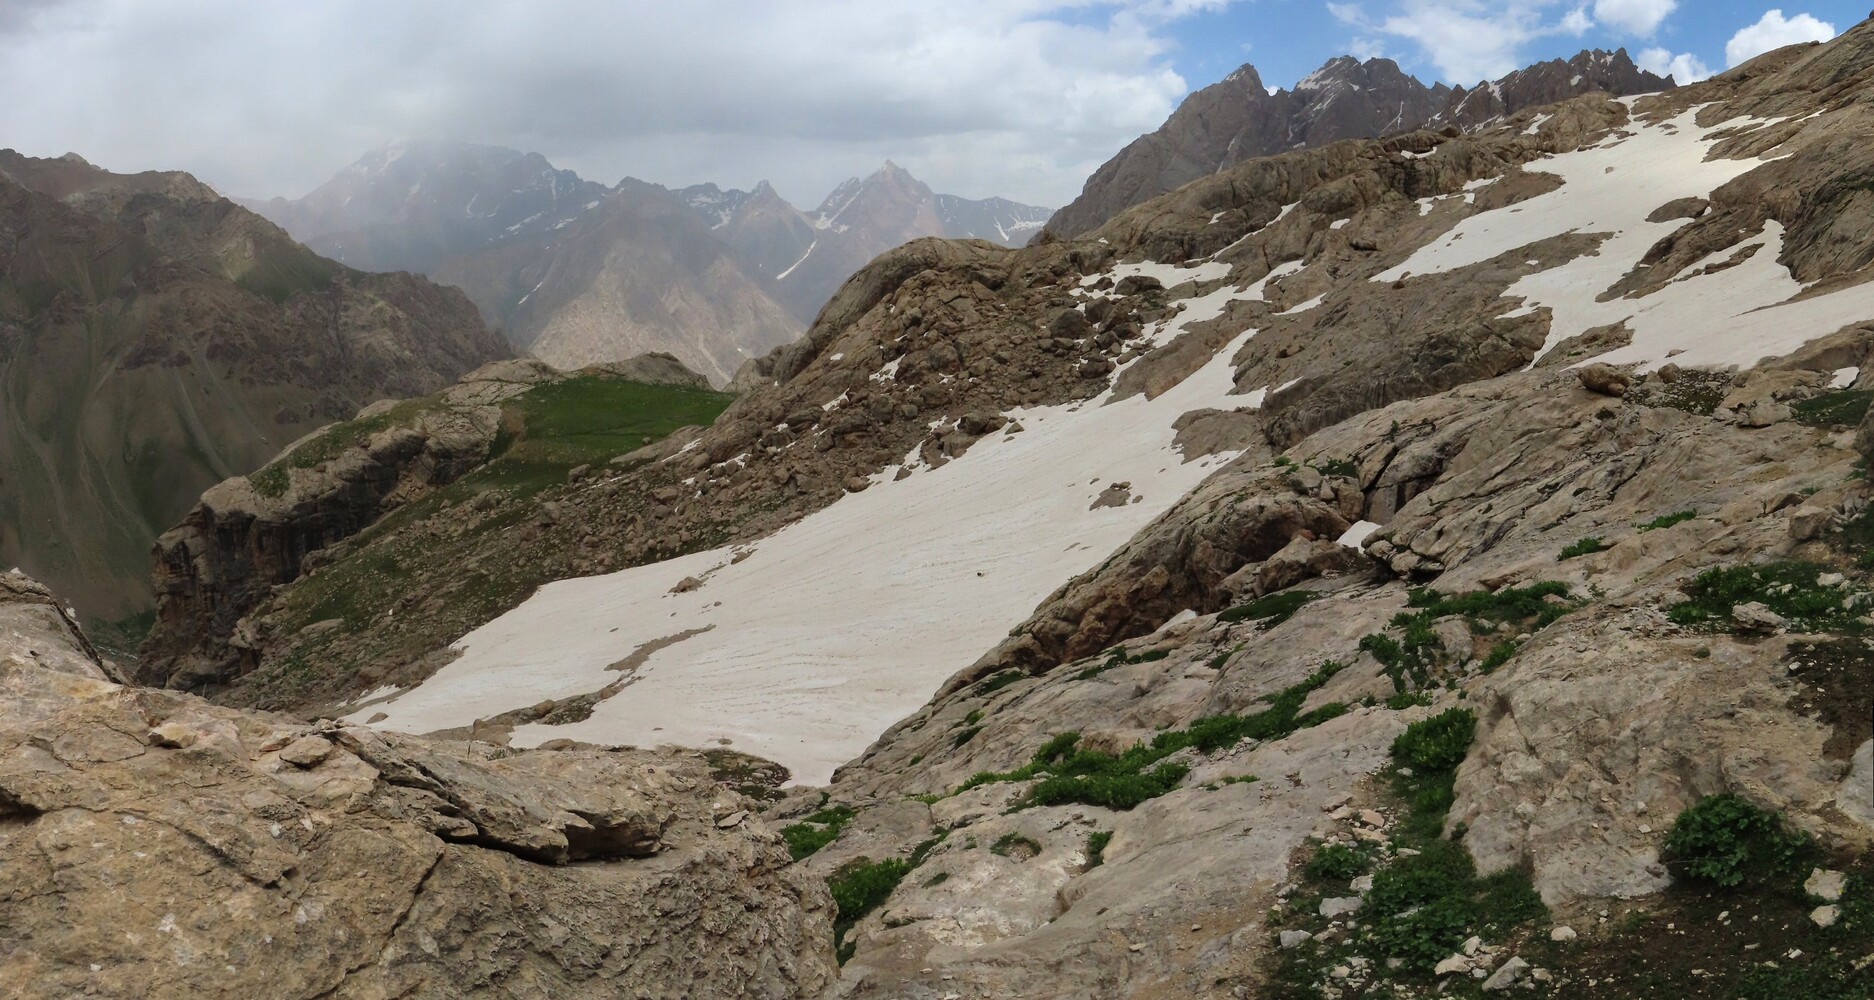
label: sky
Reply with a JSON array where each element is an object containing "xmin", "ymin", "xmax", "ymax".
[{"xmin": 0, "ymin": 1, "xmax": 1859, "ymax": 209}]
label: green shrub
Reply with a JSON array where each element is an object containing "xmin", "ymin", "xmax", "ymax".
[
  {"xmin": 972, "ymin": 670, "xmax": 1026, "ymax": 696},
  {"xmin": 1315, "ymin": 458, "xmax": 1360, "ymax": 478},
  {"xmin": 1391, "ymin": 708, "xmax": 1477, "ymax": 775},
  {"xmin": 951, "ymin": 663, "xmax": 1347, "ymax": 810},
  {"xmin": 1028, "ymin": 764, "xmax": 1191, "ymax": 810},
  {"xmin": 1219, "ymin": 590, "xmax": 1317, "ymax": 628},
  {"xmin": 1663, "ymin": 794, "xmax": 1813, "ymax": 887},
  {"xmin": 1304, "ymin": 841, "xmax": 1372, "ymax": 882},
  {"xmin": 780, "ymin": 805, "xmax": 855, "ymax": 861},
  {"xmin": 1666, "ymin": 562, "xmax": 1856, "ymax": 632},
  {"xmin": 1385, "ymin": 691, "xmax": 1433, "ymax": 709},
  {"xmin": 1479, "ymin": 640, "xmax": 1519, "ymax": 674},
  {"xmin": 951, "ymin": 725, "xmax": 983, "ymax": 748},
  {"xmin": 1074, "ymin": 647, "xmax": 1170, "ymax": 680},
  {"xmin": 1637, "ymin": 510, "xmax": 1697, "ymax": 532},
  {"xmin": 1085, "ymin": 830, "xmax": 1113, "ymax": 869},
  {"xmin": 1559, "ymin": 536, "xmax": 1609, "ymax": 560},
  {"xmin": 1362, "ymin": 840, "xmax": 1478, "ymax": 970},
  {"xmin": 1405, "ymin": 581, "xmax": 1573, "ymax": 627},
  {"xmin": 829, "ymin": 857, "xmax": 914, "ymax": 940}
]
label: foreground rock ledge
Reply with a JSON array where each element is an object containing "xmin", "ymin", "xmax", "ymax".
[{"xmin": 0, "ymin": 571, "xmax": 835, "ymax": 999}]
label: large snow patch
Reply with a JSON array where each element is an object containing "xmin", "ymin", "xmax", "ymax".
[{"xmin": 354, "ymin": 277, "xmax": 1272, "ymax": 783}]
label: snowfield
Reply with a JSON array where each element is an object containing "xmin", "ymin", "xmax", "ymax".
[
  {"xmin": 1379, "ymin": 105, "xmax": 1874, "ymax": 372},
  {"xmin": 354, "ymin": 269, "xmax": 1276, "ymax": 784}
]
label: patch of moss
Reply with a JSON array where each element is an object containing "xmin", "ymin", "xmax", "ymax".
[{"xmin": 1792, "ymin": 389, "xmax": 1874, "ymax": 428}]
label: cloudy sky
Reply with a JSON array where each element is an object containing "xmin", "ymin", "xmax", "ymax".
[{"xmin": 0, "ymin": 1, "xmax": 1855, "ymax": 208}]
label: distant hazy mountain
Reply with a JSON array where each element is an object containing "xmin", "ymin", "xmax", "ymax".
[
  {"xmin": 1044, "ymin": 48, "xmax": 1671, "ymax": 239},
  {"xmin": 255, "ymin": 148, "xmax": 1050, "ymax": 382},
  {"xmin": 241, "ymin": 140, "xmax": 610, "ymax": 274},
  {"xmin": 0, "ymin": 149, "xmax": 505, "ymax": 620}
]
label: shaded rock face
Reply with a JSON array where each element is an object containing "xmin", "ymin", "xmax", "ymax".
[
  {"xmin": 1043, "ymin": 48, "xmax": 1669, "ymax": 239},
  {"xmin": 0, "ymin": 573, "xmax": 835, "ymax": 999},
  {"xmin": 137, "ymin": 415, "xmax": 499, "ymax": 693}
]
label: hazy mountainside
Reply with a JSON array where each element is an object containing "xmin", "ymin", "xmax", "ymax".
[
  {"xmin": 441, "ymin": 178, "xmax": 805, "ymax": 385},
  {"xmin": 1043, "ymin": 47, "xmax": 1671, "ymax": 239},
  {"xmin": 750, "ymin": 161, "xmax": 1053, "ymax": 322},
  {"xmin": 0, "ymin": 149, "xmax": 505, "ymax": 623},
  {"xmin": 256, "ymin": 150, "xmax": 1050, "ymax": 384},
  {"xmin": 136, "ymin": 20, "xmax": 1874, "ymax": 999},
  {"xmin": 240, "ymin": 139, "xmax": 610, "ymax": 274}
]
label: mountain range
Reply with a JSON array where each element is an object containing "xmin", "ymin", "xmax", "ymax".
[
  {"xmin": 6, "ymin": 22, "xmax": 1874, "ymax": 997},
  {"xmin": 247, "ymin": 147, "xmax": 1051, "ymax": 384},
  {"xmin": 0, "ymin": 148, "xmax": 505, "ymax": 623},
  {"xmin": 117, "ymin": 21, "xmax": 1874, "ymax": 995},
  {"xmin": 1042, "ymin": 47, "xmax": 1672, "ymax": 238}
]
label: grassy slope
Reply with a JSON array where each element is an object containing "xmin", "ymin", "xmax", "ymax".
[{"xmin": 239, "ymin": 376, "xmax": 732, "ymax": 709}]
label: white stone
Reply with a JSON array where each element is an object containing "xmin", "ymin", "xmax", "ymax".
[
  {"xmin": 1550, "ymin": 926, "xmax": 1577, "ymax": 942},
  {"xmin": 1806, "ymin": 868, "xmax": 1847, "ymax": 903},
  {"xmin": 1482, "ymin": 956, "xmax": 1530, "ymax": 991},
  {"xmin": 1811, "ymin": 905, "xmax": 1841, "ymax": 929},
  {"xmin": 1279, "ymin": 930, "xmax": 1313, "ymax": 949},
  {"xmin": 1435, "ymin": 955, "xmax": 1470, "ymax": 976},
  {"xmin": 1319, "ymin": 896, "xmax": 1363, "ymax": 918}
]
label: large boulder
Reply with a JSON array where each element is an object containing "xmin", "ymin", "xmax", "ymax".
[{"xmin": 0, "ymin": 575, "xmax": 835, "ymax": 998}]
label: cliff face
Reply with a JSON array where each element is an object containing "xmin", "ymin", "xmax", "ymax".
[
  {"xmin": 0, "ymin": 150, "xmax": 508, "ymax": 622},
  {"xmin": 1043, "ymin": 48, "xmax": 1669, "ymax": 240},
  {"xmin": 0, "ymin": 570, "xmax": 836, "ymax": 998}
]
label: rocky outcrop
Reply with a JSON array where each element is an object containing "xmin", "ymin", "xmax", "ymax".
[
  {"xmin": 955, "ymin": 461, "xmax": 1364, "ymax": 686},
  {"xmin": 0, "ymin": 573, "xmax": 835, "ymax": 998},
  {"xmin": 137, "ymin": 357, "xmax": 709, "ymax": 694},
  {"xmin": 807, "ymin": 360, "xmax": 1873, "ymax": 997},
  {"xmin": 1043, "ymin": 48, "xmax": 1669, "ymax": 240}
]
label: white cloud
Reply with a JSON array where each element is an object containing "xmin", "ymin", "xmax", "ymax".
[
  {"xmin": 1332, "ymin": 0, "xmax": 1677, "ymax": 84},
  {"xmin": 1348, "ymin": 36, "xmax": 1388, "ymax": 61},
  {"xmin": 1725, "ymin": 9, "xmax": 1836, "ymax": 68},
  {"xmin": 1637, "ymin": 45, "xmax": 1712, "ymax": 82},
  {"xmin": 0, "ymin": 0, "xmax": 1249, "ymax": 207},
  {"xmin": 1364, "ymin": 1, "xmax": 1559, "ymax": 82},
  {"xmin": 1591, "ymin": 0, "xmax": 1676, "ymax": 36}
]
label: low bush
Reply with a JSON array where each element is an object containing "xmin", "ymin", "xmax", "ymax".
[
  {"xmin": 1559, "ymin": 536, "xmax": 1609, "ymax": 560},
  {"xmin": 781, "ymin": 805, "xmax": 855, "ymax": 861},
  {"xmin": 1479, "ymin": 640, "xmax": 1520, "ymax": 674},
  {"xmin": 1084, "ymin": 830, "xmax": 1113, "ymax": 869},
  {"xmin": 1666, "ymin": 563, "xmax": 1857, "ymax": 632},
  {"xmin": 1304, "ymin": 841, "xmax": 1373, "ymax": 882},
  {"xmin": 1637, "ymin": 510, "xmax": 1698, "ymax": 532},
  {"xmin": 1391, "ymin": 708, "xmax": 1477, "ymax": 775},
  {"xmin": 1663, "ymin": 794, "xmax": 1813, "ymax": 887},
  {"xmin": 955, "ymin": 663, "xmax": 1349, "ymax": 809},
  {"xmin": 1219, "ymin": 590, "xmax": 1317, "ymax": 628}
]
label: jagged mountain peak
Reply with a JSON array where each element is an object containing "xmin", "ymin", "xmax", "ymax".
[{"xmin": 1044, "ymin": 43, "xmax": 1678, "ymax": 239}]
